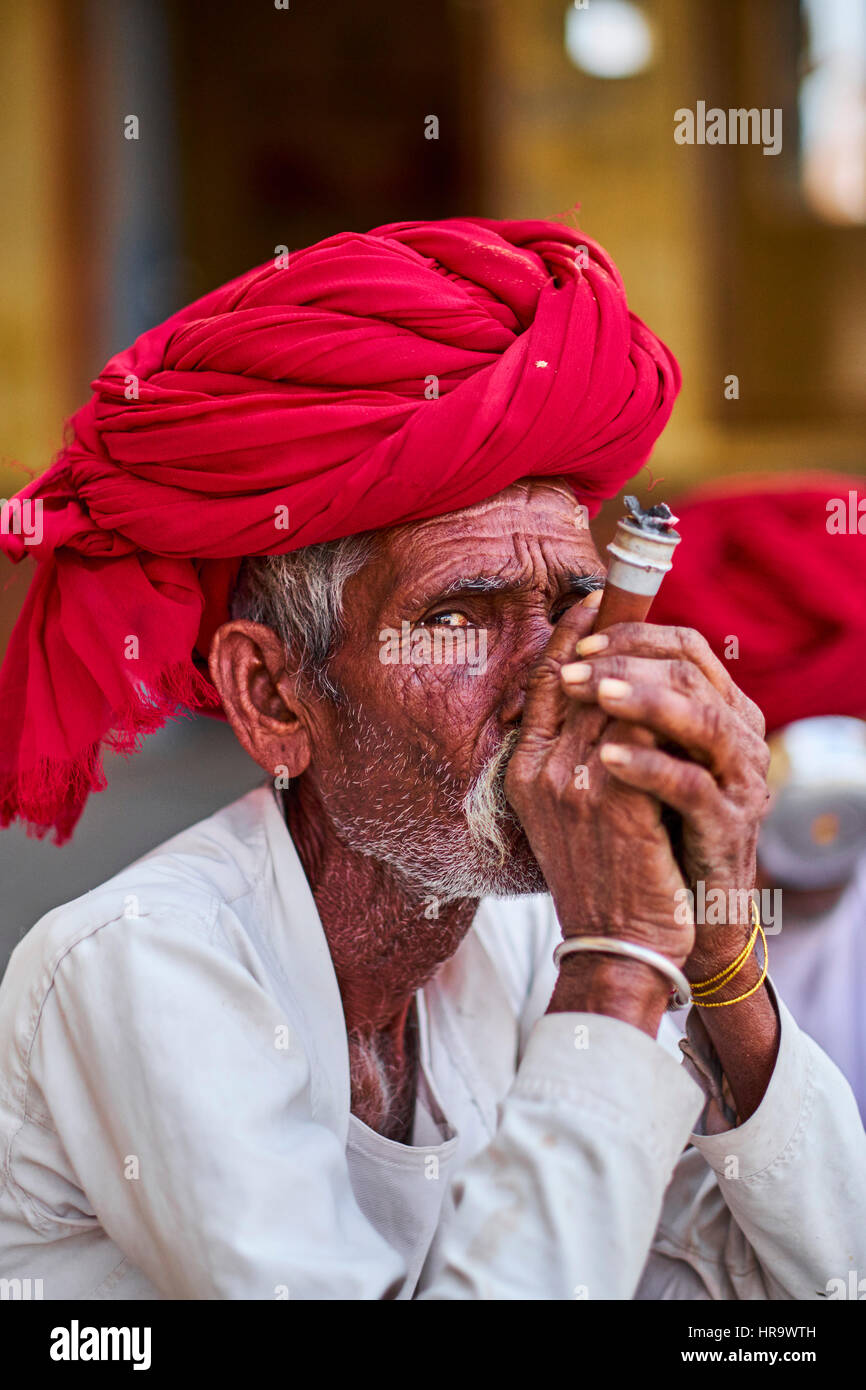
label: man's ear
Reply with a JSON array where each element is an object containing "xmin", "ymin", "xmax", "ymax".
[{"xmin": 208, "ymin": 620, "xmax": 313, "ymax": 779}]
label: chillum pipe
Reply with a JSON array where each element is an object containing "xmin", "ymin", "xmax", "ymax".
[{"xmin": 595, "ymin": 495, "xmax": 681, "ymax": 633}]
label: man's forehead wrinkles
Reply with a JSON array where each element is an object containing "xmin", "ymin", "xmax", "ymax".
[
  {"xmin": 540, "ymin": 533, "xmax": 601, "ymax": 575},
  {"xmin": 380, "ymin": 495, "xmax": 601, "ymax": 603},
  {"xmin": 390, "ymin": 549, "xmax": 512, "ymax": 601},
  {"xmin": 397, "ymin": 483, "xmax": 578, "ymax": 541},
  {"xmin": 394, "ymin": 556, "xmax": 601, "ymax": 607},
  {"xmin": 437, "ymin": 479, "xmax": 576, "ymax": 522}
]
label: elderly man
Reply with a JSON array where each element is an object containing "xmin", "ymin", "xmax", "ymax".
[{"xmin": 0, "ymin": 219, "xmax": 863, "ymax": 1301}]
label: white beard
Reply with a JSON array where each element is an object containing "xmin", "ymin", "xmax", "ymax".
[{"xmin": 326, "ymin": 714, "xmax": 545, "ymax": 904}]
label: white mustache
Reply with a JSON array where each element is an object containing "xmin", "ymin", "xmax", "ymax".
[{"xmin": 462, "ymin": 728, "xmax": 522, "ymax": 869}]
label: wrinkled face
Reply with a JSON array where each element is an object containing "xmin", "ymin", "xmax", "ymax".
[{"xmin": 305, "ymin": 479, "xmax": 605, "ymax": 902}]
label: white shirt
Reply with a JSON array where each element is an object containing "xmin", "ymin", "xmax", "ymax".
[
  {"xmin": 0, "ymin": 785, "xmax": 863, "ymax": 1300},
  {"xmin": 759, "ymin": 856, "xmax": 866, "ymax": 1121}
]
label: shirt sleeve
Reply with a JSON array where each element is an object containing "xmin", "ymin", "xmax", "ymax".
[
  {"xmin": 424, "ymin": 983, "xmax": 866, "ymax": 1301},
  {"xmin": 420, "ymin": 1011, "xmax": 706, "ymax": 1299},
  {"xmin": 29, "ymin": 903, "xmax": 405, "ymax": 1300},
  {"xmin": 647, "ymin": 987, "xmax": 866, "ymax": 1300}
]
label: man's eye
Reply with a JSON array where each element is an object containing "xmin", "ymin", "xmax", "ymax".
[
  {"xmin": 424, "ymin": 611, "xmax": 470, "ymax": 628},
  {"xmin": 550, "ymin": 599, "xmax": 579, "ymax": 624}
]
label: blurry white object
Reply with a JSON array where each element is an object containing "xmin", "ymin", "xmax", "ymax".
[
  {"xmin": 564, "ymin": 0, "xmax": 654, "ymax": 80},
  {"xmin": 767, "ymin": 852, "xmax": 866, "ymax": 1121},
  {"xmin": 760, "ymin": 716, "xmax": 866, "ymax": 889},
  {"xmin": 800, "ymin": 0, "xmax": 866, "ymax": 224}
]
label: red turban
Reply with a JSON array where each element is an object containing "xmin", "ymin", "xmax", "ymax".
[
  {"xmin": 649, "ymin": 473, "xmax": 866, "ymax": 734},
  {"xmin": 0, "ymin": 216, "xmax": 680, "ymax": 842}
]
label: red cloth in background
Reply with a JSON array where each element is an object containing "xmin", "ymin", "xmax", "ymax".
[
  {"xmin": 0, "ymin": 217, "xmax": 680, "ymax": 842},
  {"xmin": 650, "ymin": 473, "xmax": 866, "ymax": 734}
]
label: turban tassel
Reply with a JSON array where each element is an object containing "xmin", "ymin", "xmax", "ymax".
[{"xmin": 0, "ymin": 216, "xmax": 680, "ymax": 842}]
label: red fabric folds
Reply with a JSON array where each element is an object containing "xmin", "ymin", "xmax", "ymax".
[
  {"xmin": 650, "ymin": 473, "xmax": 866, "ymax": 734},
  {"xmin": 0, "ymin": 216, "xmax": 680, "ymax": 841}
]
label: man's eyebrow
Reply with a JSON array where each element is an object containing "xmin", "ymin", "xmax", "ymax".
[
  {"xmin": 413, "ymin": 569, "xmax": 605, "ymax": 603},
  {"xmin": 563, "ymin": 570, "xmax": 606, "ymax": 595},
  {"xmin": 441, "ymin": 574, "xmax": 513, "ymax": 595}
]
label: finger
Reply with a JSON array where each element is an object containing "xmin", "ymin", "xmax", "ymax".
[
  {"xmin": 594, "ymin": 721, "xmax": 662, "ymax": 821},
  {"xmin": 567, "ymin": 622, "xmax": 766, "ymax": 738},
  {"xmin": 561, "ymin": 653, "xmax": 730, "ymax": 727},
  {"xmin": 518, "ymin": 588, "xmax": 604, "ymax": 742},
  {"xmin": 599, "ymin": 741, "xmax": 725, "ymax": 827},
  {"xmin": 564, "ymin": 670, "xmax": 768, "ymax": 789},
  {"xmin": 552, "ymin": 715, "xmax": 659, "ymax": 822}
]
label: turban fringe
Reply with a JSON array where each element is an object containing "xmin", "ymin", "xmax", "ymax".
[
  {"xmin": 0, "ymin": 216, "xmax": 680, "ymax": 842},
  {"xmin": 649, "ymin": 474, "xmax": 866, "ymax": 734}
]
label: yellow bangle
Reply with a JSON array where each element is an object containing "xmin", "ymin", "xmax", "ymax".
[
  {"xmin": 694, "ymin": 925, "xmax": 768, "ymax": 1008},
  {"xmin": 690, "ymin": 928, "xmax": 758, "ymax": 996},
  {"xmin": 690, "ymin": 899, "xmax": 761, "ymax": 998}
]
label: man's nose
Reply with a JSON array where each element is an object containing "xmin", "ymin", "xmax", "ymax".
[
  {"xmin": 498, "ymin": 622, "xmax": 554, "ymax": 727},
  {"xmin": 499, "ymin": 682, "xmax": 526, "ymax": 727}
]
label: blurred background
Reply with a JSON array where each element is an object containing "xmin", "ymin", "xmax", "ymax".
[{"xmin": 1, "ymin": 0, "xmax": 865, "ymax": 964}]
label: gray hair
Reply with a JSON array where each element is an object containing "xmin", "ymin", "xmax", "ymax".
[{"xmin": 231, "ymin": 534, "xmax": 377, "ymax": 699}]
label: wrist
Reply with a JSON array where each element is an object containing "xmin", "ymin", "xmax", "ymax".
[
  {"xmin": 547, "ymin": 951, "xmax": 670, "ymax": 1037},
  {"xmin": 686, "ymin": 924, "xmax": 756, "ymax": 984},
  {"xmin": 687, "ymin": 926, "xmax": 767, "ymax": 1005}
]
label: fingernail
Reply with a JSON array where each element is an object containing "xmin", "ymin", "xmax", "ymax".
[
  {"xmin": 598, "ymin": 677, "xmax": 632, "ymax": 700},
  {"xmin": 561, "ymin": 662, "xmax": 593, "ymax": 684},
  {"xmin": 575, "ymin": 633, "xmax": 609, "ymax": 656},
  {"xmin": 600, "ymin": 743, "xmax": 631, "ymax": 766},
  {"xmin": 579, "ymin": 588, "xmax": 604, "ymax": 608}
]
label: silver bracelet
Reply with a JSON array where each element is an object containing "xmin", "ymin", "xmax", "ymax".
[{"xmin": 553, "ymin": 936, "xmax": 692, "ymax": 1009}]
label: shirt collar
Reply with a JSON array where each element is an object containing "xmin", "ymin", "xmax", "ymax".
[{"xmin": 260, "ymin": 784, "xmax": 352, "ymax": 1139}]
